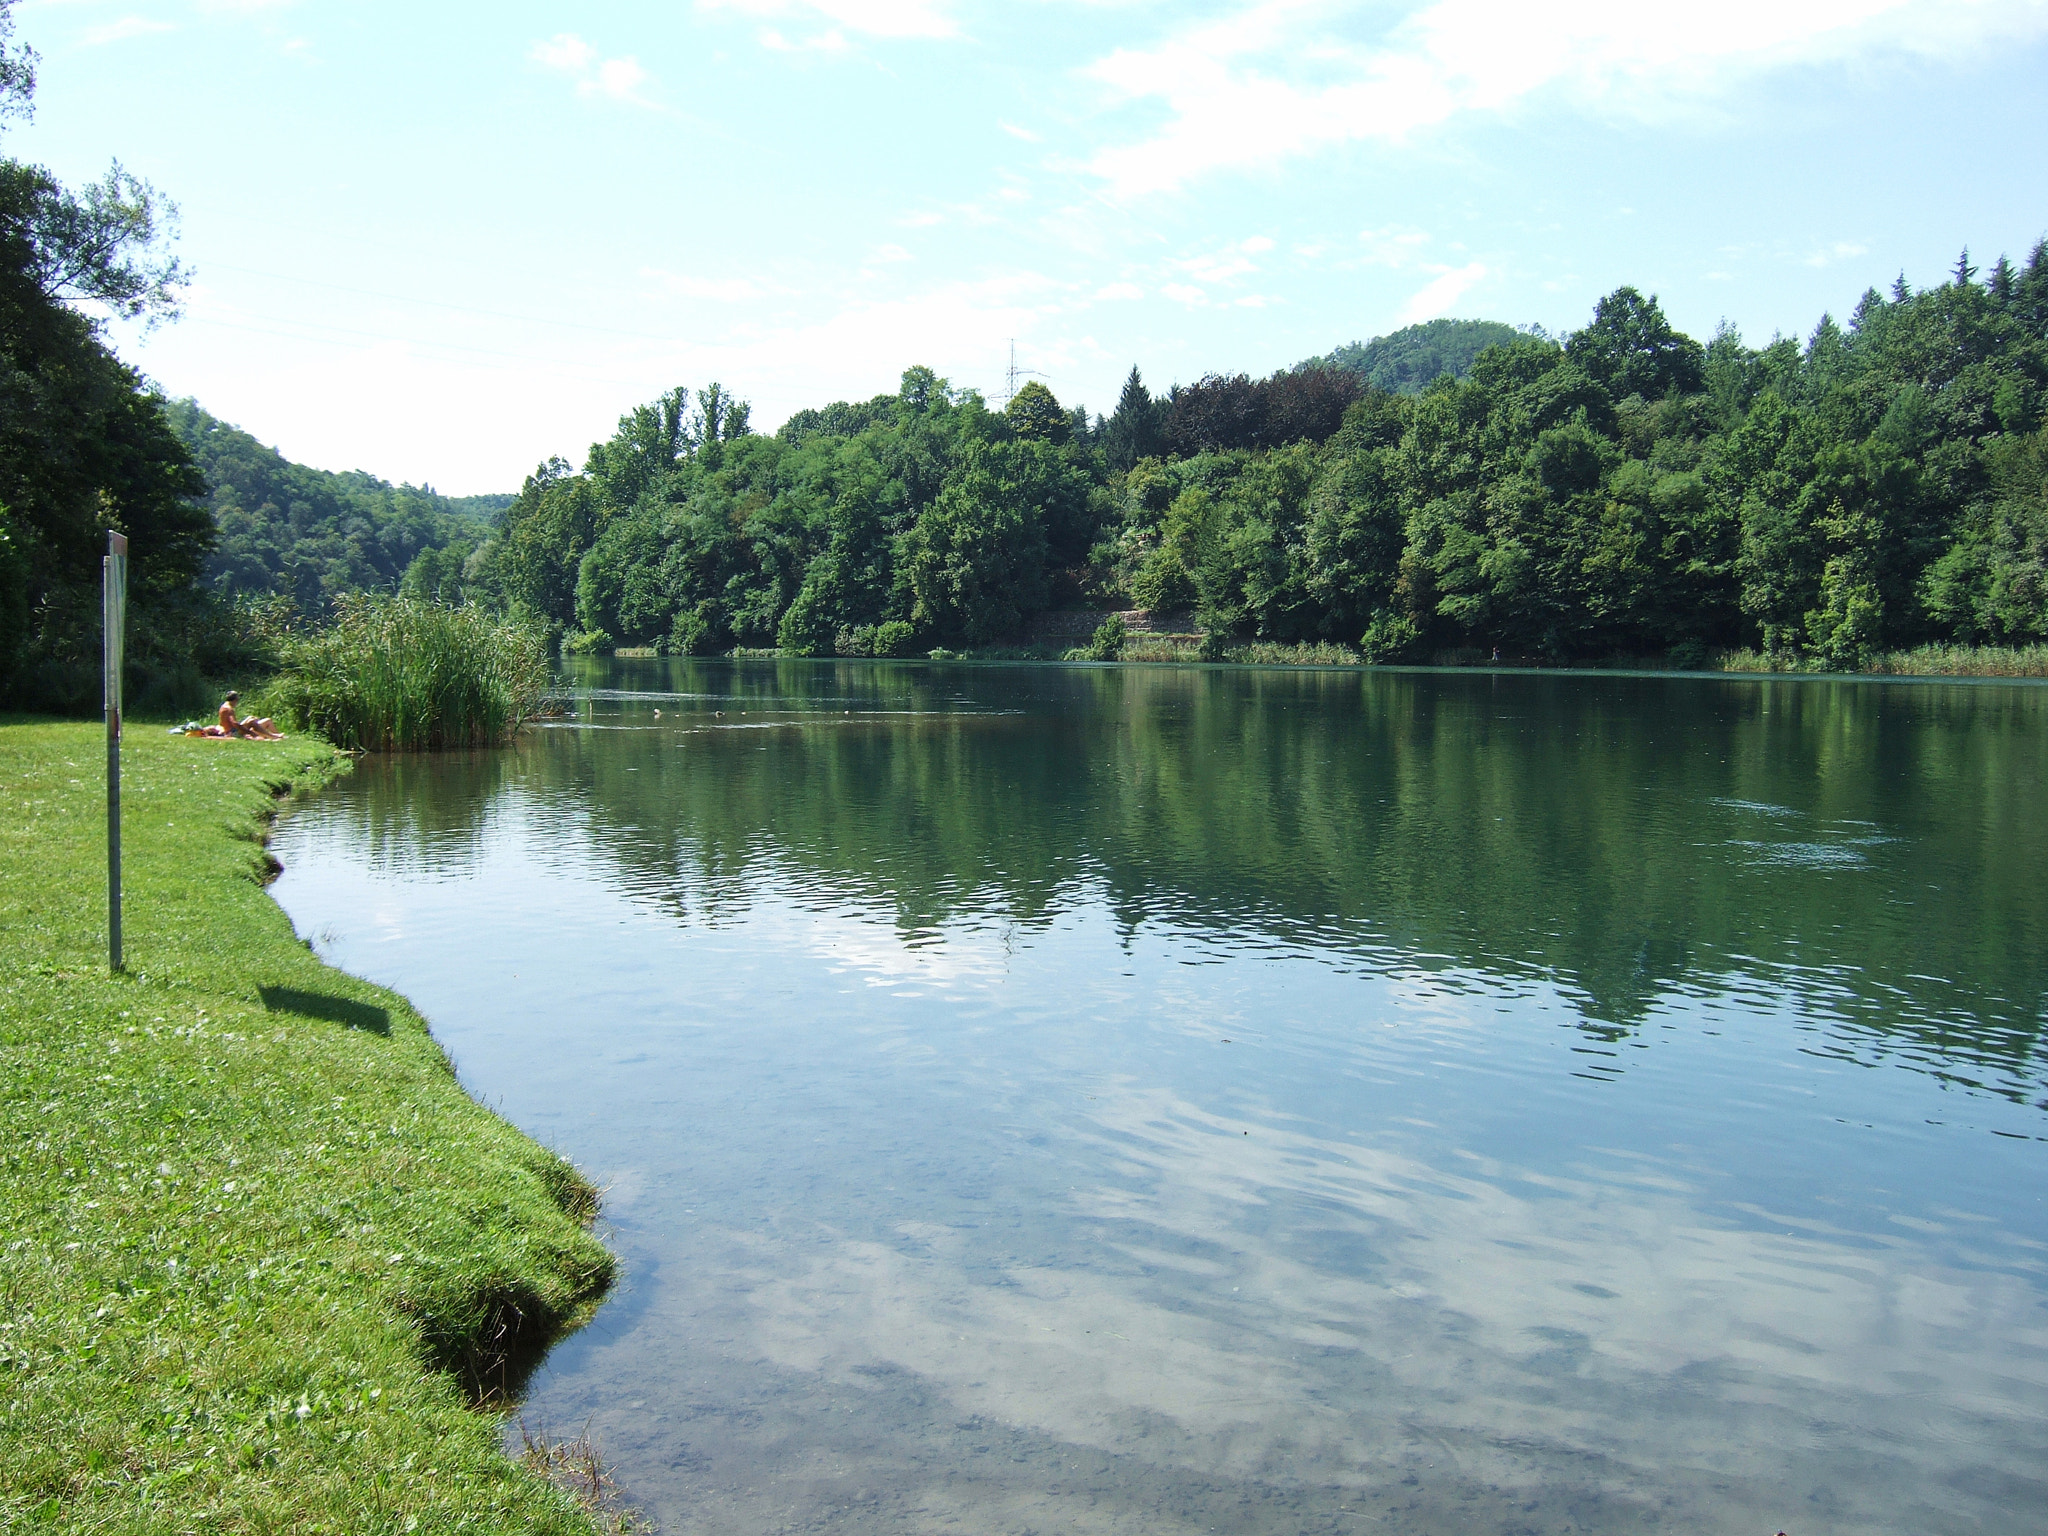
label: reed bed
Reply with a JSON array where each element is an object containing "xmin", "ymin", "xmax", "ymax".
[
  {"xmin": 267, "ymin": 596, "xmax": 551, "ymax": 751},
  {"xmin": 1234, "ymin": 639, "xmax": 1365, "ymax": 667},
  {"xmin": 1716, "ymin": 649, "xmax": 1799, "ymax": 674},
  {"xmin": 1860, "ymin": 643, "xmax": 2048, "ymax": 677},
  {"xmin": 1717, "ymin": 644, "xmax": 2048, "ymax": 677},
  {"xmin": 1115, "ymin": 637, "xmax": 1204, "ymax": 662}
]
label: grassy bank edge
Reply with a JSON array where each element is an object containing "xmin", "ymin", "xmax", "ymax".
[{"xmin": 1, "ymin": 718, "xmax": 615, "ymax": 1534}]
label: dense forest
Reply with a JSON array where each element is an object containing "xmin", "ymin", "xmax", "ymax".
[
  {"xmin": 467, "ymin": 251, "xmax": 2048, "ymax": 668},
  {"xmin": 1303, "ymin": 317, "xmax": 1529, "ymax": 395},
  {"xmin": 4, "ymin": 0, "xmax": 2044, "ymax": 704},
  {"xmin": 0, "ymin": 0, "xmax": 503, "ymax": 710},
  {"xmin": 168, "ymin": 400, "xmax": 506, "ymax": 612},
  {"xmin": 0, "ymin": 3, "xmax": 219, "ymax": 709}
]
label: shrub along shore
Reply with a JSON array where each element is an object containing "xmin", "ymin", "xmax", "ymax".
[
  {"xmin": 264, "ymin": 597, "xmax": 552, "ymax": 753},
  {"xmin": 0, "ymin": 719, "xmax": 614, "ymax": 1533}
]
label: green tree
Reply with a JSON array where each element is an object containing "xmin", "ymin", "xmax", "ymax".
[
  {"xmin": 169, "ymin": 401, "xmax": 492, "ymax": 608},
  {"xmin": 1299, "ymin": 429, "xmax": 1406, "ymax": 640},
  {"xmin": 775, "ymin": 581, "xmax": 837, "ymax": 656},
  {"xmin": 586, "ymin": 387, "xmax": 689, "ymax": 511},
  {"xmin": 1726, "ymin": 394, "xmax": 1824, "ymax": 657},
  {"xmin": 1101, "ymin": 367, "xmax": 1166, "ymax": 473},
  {"xmin": 902, "ymin": 445, "xmax": 1049, "ymax": 643},
  {"xmin": 7, "ymin": 160, "xmax": 187, "ymax": 323},
  {"xmin": 399, "ymin": 542, "xmax": 475, "ymax": 606},
  {"xmin": 1079, "ymin": 611, "xmax": 1126, "ymax": 660},
  {"xmin": 1921, "ymin": 429, "xmax": 2048, "ymax": 641},
  {"xmin": 493, "ymin": 459, "xmax": 603, "ymax": 630},
  {"xmin": 1306, "ymin": 318, "xmax": 1527, "ymax": 395},
  {"xmin": 688, "ymin": 382, "xmax": 752, "ymax": 469},
  {"xmin": 0, "ymin": 501, "xmax": 28, "ymax": 671},
  {"xmin": 0, "ymin": 53, "xmax": 211, "ymax": 705},
  {"xmin": 1566, "ymin": 287, "xmax": 1705, "ymax": 402},
  {"xmin": 1005, "ymin": 380, "xmax": 1070, "ymax": 444},
  {"xmin": 1806, "ymin": 501, "xmax": 1885, "ymax": 668},
  {"xmin": 0, "ymin": 1, "xmax": 34, "ymax": 124},
  {"xmin": 784, "ymin": 468, "xmax": 898, "ymax": 646},
  {"xmin": 465, "ymin": 233, "xmax": 2048, "ymax": 671},
  {"xmin": 575, "ymin": 508, "xmax": 673, "ymax": 645}
]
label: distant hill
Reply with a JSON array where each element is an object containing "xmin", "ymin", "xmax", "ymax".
[
  {"xmin": 166, "ymin": 400, "xmax": 510, "ymax": 609},
  {"xmin": 442, "ymin": 492, "xmax": 516, "ymax": 523},
  {"xmin": 1303, "ymin": 318, "xmax": 1531, "ymax": 395}
]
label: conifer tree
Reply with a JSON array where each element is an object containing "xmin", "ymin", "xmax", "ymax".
[{"xmin": 1101, "ymin": 367, "xmax": 1165, "ymax": 473}]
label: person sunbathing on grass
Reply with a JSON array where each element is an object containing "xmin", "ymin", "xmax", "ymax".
[{"xmin": 217, "ymin": 691, "xmax": 283, "ymax": 739}]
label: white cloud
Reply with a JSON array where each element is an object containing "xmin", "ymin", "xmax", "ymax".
[
  {"xmin": 593, "ymin": 57, "xmax": 651, "ymax": 101},
  {"xmin": 1358, "ymin": 224, "xmax": 1431, "ymax": 266},
  {"xmin": 1094, "ymin": 281, "xmax": 1145, "ymax": 301},
  {"xmin": 529, "ymin": 33, "xmax": 660, "ymax": 107},
  {"xmin": 760, "ymin": 26, "xmax": 852, "ymax": 52},
  {"xmin": 1805, "ymin": 240, "xmax": 1870, "ymax": 267},
  {"xmin": 1170, "ymin": 236, "xmax": 1277, "ymax": 286},
  {"xmin": 700, "ymin": 0, "xmax": 960, "ymax": 40},
  {"xmin": 1084, "ymin": 0, "xmax": 2048, "ymax": 196},
  {"xmin": 529, "ymin": 33, "xmax": 596, "ymax": 72},
  {"xmin": 1179, "ymin": 252, "xmax": 1254, "ymax": 283},
  {"xmin": 1000, "ymin": 121, "xmax": 1042, "ymax": 142},
  {"xmin": 1162, "ymin": 282, "xmax": 1206, "ymax": 305},
  {"xmin": 1395, "ymin": 261, "xmax": 1487, "ymax": 325},
  {"xmin": 80, "ymin": 16, "xmax": 177, "ymax": 46},
  {"xmin": 711, "ymin": 1075, "xmax": 2046, "ymax": 1523}
]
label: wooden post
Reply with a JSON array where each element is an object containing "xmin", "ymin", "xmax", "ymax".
[{"xmin": 105, "ymin": 531, "xmax": 127, "ymax": 973}]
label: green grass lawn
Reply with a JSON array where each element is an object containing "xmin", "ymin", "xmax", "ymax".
[{"xmin": 1, "ymin": 719, "xmax": 615, "ymax": 1534}]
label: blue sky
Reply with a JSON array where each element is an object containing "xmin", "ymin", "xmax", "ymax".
[{"xmin": 12, "ymin": 0, "xmax": 2048, "ymax": 492}]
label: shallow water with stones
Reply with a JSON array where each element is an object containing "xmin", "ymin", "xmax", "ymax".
[{"xmin": 269, "ymin": 659, "xmax": 2048, "ymax": 1536}]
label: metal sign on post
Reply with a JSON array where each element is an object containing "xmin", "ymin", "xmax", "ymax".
[{"xmin": 105, "ymin": 530, "xmax": 127, "ymax": 973}]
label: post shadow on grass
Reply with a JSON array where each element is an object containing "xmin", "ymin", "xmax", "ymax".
[{"xmin": 258, "ymin": 986, "xmax": 391, "ymax": 1036}]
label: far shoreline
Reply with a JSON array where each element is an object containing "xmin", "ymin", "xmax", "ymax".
[{"xmin": 590, "ymin": 646, "xmax": 2048, "ymax": 686}]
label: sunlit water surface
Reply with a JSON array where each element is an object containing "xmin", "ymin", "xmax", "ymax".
[{"xmin": 269, "ymin": 660, "xmax": 2048, "ymax": 1536}]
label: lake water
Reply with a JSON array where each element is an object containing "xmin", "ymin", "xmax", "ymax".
[{"xmin": 269, "ymin": 659, "xmax": 2048, "ymax": 1536}]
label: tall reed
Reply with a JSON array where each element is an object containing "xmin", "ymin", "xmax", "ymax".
[
  {"xmin": 1235, "ymin": 639, "xmax": 1365, "ymax": 667},
  {"xmin": 1862, "ymin": 643, "xmax": 2048, "ymax": 677},
  {"xmin": 1716, "ymin": 643, "xmax": 2048, "ymax": 678},
  {"xmin": 267, "ymin": 596, "xmax": 550, "ymax": 751}
]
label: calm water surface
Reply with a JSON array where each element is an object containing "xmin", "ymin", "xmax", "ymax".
[{"xmin": 269, "ymin": 661, "xmax": 2048, "ymax": 1536}]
